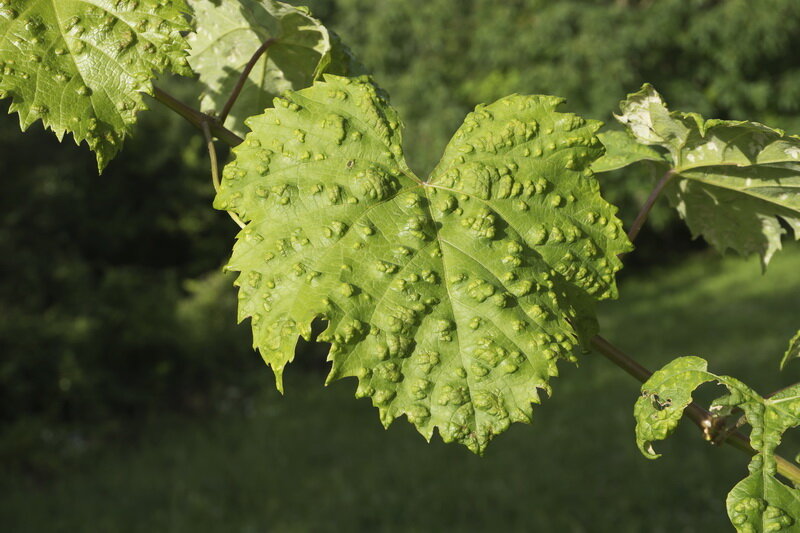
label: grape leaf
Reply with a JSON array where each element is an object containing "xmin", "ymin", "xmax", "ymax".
[
  {"xmin": 603, "ymin": 84, "xmax": 800, "ymax": 269},
  {"xmin": 635, "ymin": 356, "xmax": 800, "ymax": 532},
  {"xmin": 0, "ymin": 0, "xmax": 191, "ymax": 171},
  {"xmin": 215, "ymin": 75, "xmax": 631, "ymax": 453},
  {"xmin": 187, "ymin": 0, "xmax": 358, "ymax": 137},
  {"xmin": 593, "ymin": 130, "xmax": 667, "ymax": 173},
  {"xmin": 780, "ymin": 330, "xmax": 800, "ymax": 370}
]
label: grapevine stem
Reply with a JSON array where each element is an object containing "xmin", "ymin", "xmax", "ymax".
[
  {"xmin": 589, "ymin": 335, "xmax": 651, "ymax": 382},
  {"xmin": 626, "ymin": 169, "xmax": 676, "ymax": 244},
  {"xmin": 151, "ymin": 87, "xmax": 244, "ymax": 147},
  {"xmin": 589, "ymin": 335, "xmax": 800, "ymax": 486},
  {"xmin": 201, "ymin": 121, "xmax": 245, "ymax": 229},
  {"xmin": 219, "ymin": 38, "xmax": 277, "ymax": 124}
]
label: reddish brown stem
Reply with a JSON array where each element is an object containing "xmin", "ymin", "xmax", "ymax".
[
  {"xmin": 626, "ymin": 169, "xmax": 676, "ymax": 244},
  {"xmin": 218, "ymin": 38, "xmax": 277, "ymax": 124}
]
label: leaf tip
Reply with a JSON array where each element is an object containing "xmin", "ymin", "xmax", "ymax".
[
  {"xmin": 642, "ymin": 442, "xmax": 662, "ymax": 460},
  {"xmin": 273, "ymin": 369, "xmax": 286, "ymax": 395}
]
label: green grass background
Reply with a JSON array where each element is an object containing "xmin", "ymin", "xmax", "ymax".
[{"xmin": 3, "ymin": 246, "xmax": 800, "ymax": 532}]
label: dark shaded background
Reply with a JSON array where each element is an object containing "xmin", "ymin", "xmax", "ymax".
[{"xmin": 2, "ymin": 1, "xmax": 800, "ymax": 525}]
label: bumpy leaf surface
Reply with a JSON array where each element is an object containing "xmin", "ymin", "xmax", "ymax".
[
  {"xmin": 215, "ymin": 75, "xmax": 631, "ymax": 453},
  {"xmin": 604, "ymin": 84, "xmax": 800, "ymax": 269},
  {"xmin": 188, "ymin": 0, "xmax": 357, "ymax": 136},
  {"xmin": 635, "ymin": 356, "xmax": 800, "ymax": 532},
  {"xmin": 0, "ymin": 0, "xmax": 191, "ymax": 170},
  {"xmin": 781, "ymin": 330, "xmax": 800, "ymax": 370}
]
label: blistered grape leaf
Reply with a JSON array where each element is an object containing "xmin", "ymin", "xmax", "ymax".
[
  {"xmin": 0, "ymin": 0, "xmax": 191, "ymax": 171},
  {"xmin": 593, "ymin": 130, "xmax": 667, "ymax": 173},
  {"xmin": 603, "ymin": 84, "xmax": 800, "ymax": 270},
  {"xmin": 187, "ymin": 0, "xmax": 358, "ymax": 137},
  {"xmin": 635, "ymin": 356, "xmax": 800, "ymax": 532},
  {"xmin": 215, "ymin": 75, "xmax": 631, "ymax": 453},
  {"xmin": 780, "ymin": 330, "xmax": 800, "ymax": 370}
]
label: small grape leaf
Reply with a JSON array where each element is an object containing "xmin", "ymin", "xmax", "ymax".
[
  {"xmin": 0, "ymin": 0, "xmax": 192, "ymax": 171},
  {"xmin": 187, "ymin": 0, "xmax": 359, "ymax": 137},
  {"xmin": 635, "ymin": 356, "xmax": 800, "ymax": 532},
  {"xmin": 593, "ymin": 130, "xmax": 667, "ymax": 173},
  {"xmin": 215, "ymin": 75, "xmax": 631, "ymax": 453},
  {"xmin": 603, "ymin": 84, "xmax": 800, "ymax": 270},
  {"xmin": 780, "ymin": 330, "xmax": 800, "ymax": 370}
]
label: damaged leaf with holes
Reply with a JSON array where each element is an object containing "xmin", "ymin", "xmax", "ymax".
[
  {"xmin": 596, "ymin": 83, "xmax": 800, "ymax": 270},
  {"xmin": 0, "ymin": 0, "xmax": 192, "ymax": 170},
  {"xmin": 634, "ymin": 356, "xmax": 800, "ymax": 532},
  {"xmin": 215, "ymin": 74, "xmax": 631, "ymax": 453},
  {"xmin": 187, "ymin": 0, "xmax": 359, "ymax": 136}
]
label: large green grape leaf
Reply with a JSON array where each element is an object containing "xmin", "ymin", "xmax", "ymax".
[
  {"xmin": 635, "ymin": 356, "xmax": 800, "ymax": 532},
  {"xmin": 215, "ymin": 75, "xmax": 631, "ymax": 453},
  {"xmin": 601, "ymin": 84, "xmax": 800, "ymax": 269},
  {"xmin": 187, "ymin": 0, "xmax": 358, "ymax": 137},
  {"xmin": 0, "ymin": 0, "xmax": 191, "ymax": 171},
  {"xmin": 780, "ymin": 330, "xmax": 800, "ymax": 370}
]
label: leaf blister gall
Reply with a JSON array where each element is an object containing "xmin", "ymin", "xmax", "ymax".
[
  {"xmin": 217, "ymin": 75, "xmax": 631, "ymax": 453},
  {"xmin": 0, "ymin": 0, "xmax": 191, "ymax": 170}
]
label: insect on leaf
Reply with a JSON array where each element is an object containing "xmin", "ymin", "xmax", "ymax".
[
  {"xmin": 0, "ymin": 0, "xmax": 192, "ymax": 171},
  {"xmin": 216, "ymin": 75, "xmax": 632, "ymax": 453}
]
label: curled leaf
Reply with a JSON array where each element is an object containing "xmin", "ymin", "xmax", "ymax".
[
  {"xmin": 780, "ymin": 330, "xmax": 800, "ymax": 370},
  {"xmin": 607, "ymin": 84, "xmax": 800, "ymax": 270},
  {"xmin": 635, "ymin": 356, "xmax": 800, "ymax": 532}
]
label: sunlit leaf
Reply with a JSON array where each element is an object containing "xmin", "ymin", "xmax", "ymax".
[
  {"xmin": 0, "ymin": 0, "xmax": 191, "ymax": 170},
  {"xmin": 215, "ymin": 75, "xmax": 631, "ymax": 453}
]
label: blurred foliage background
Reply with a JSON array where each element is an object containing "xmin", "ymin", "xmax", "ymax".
[{"xmin": 2, "ymin": 0, "xmax": 800, "ymax": 529}]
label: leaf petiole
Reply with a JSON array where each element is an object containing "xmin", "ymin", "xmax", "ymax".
[
  {"xmin": 625, "ymin": 169, "xmax": 676, "ymax": 245},
  {"xmin": 218, "ymin": 39, "xmax": 278, "ymax": 124},
  {"xmin": 201, "ymin": 121, "xmax": 245, "ymax": 229}
]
